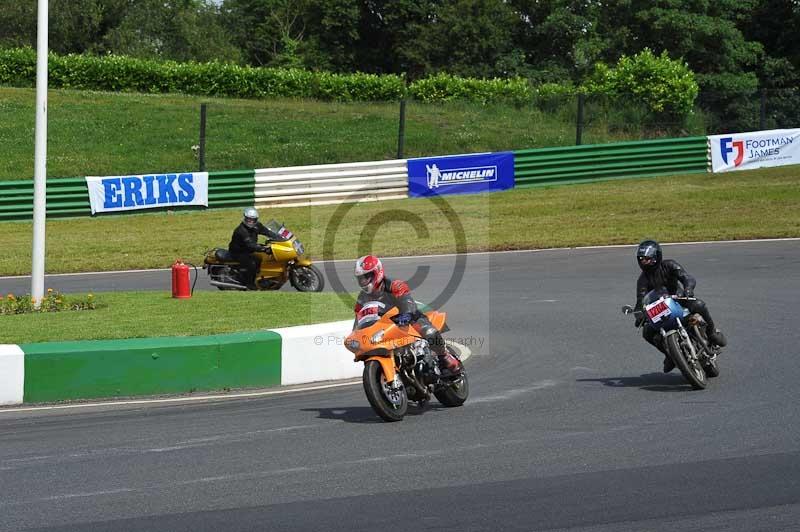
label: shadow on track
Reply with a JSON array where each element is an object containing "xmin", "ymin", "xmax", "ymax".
[
  {"xmin": 576, "ymin": 373, "xmax": 697, "ymax": 392},
  {"xmin": 302, "ymin": 403, "xmax": 450, "ymax": 423}
]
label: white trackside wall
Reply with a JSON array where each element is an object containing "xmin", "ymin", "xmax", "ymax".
[
  {"xmin": 273, "ymin": 320, "xmax": 362, "ymax": 386},
  {"xmin": 0, "ymin": 345, "xmax": 24, "ymax": 405}
]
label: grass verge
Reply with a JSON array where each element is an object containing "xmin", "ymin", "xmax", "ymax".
[
  {"xmin": 0, "ymin": 86, "xmax": 695, "ymax": 181},
  {"xmin": 1, "ymin": 166, "xmax": 798, "ymax": 276},
  {"xmin": 0, "ymin": 291, "xmax": 353, "ymax": 344}
]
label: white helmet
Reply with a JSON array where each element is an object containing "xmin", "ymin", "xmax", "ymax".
[{"xmin": 243, "ymin": 207, "xmax": 259, "ymax": 228}]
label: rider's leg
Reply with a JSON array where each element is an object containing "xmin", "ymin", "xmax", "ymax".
[
  {"xmin": 413, "ymin": 316, "xmax": 462, "ymax": 375},
  {"xmin": 682, "ymin": 298, "xmax": 727, "ymax": 346},
  {"xmin": 643, "ymin": 325, "xmax": 674, "ymax": 373}
]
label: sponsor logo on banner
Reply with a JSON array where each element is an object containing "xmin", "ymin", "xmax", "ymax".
[
  {"xmin": 426, "ymin": 163, "xmax": 497, "ymax": 189},
  {"xmin": 719, "ymin": 137, "xmax": 745, "ymax": 167},
  {"xmin": 408, "ymin": 152, "xmax": 514, "ymax": 197},
  {"xmin": 85, "ymin": 172, "xmax": 209, "ymax": 214},
  {"xmin": 709, "ymin": 129, "xmax": 800, "ymax": 173}
]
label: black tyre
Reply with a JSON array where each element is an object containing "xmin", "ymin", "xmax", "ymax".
[
  {"xmin": 434, "ymin": 368, "xmax": 469, "ymax": 407},
  {"xmin": 703, "ymin": 358, "xmax": 720, "ymax": 378},
  {"xmin": 693, "ymin": 326, "xmax": 721, "ymax": 378},
  {"xmin": 665, "ymin": 333, "xmax": 707, "ymax": 390},
  {"xmin": 363, "ymin": 360, "xmax": 407, "ymax": 422},
  {"xmin": 290, "ymin": 264, "xmax": 324, "ymax": 292}
]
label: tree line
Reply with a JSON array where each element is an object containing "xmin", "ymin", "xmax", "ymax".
[{"xmin": 1, "ymin": 1, "xmax": 798, "ymax": 128}]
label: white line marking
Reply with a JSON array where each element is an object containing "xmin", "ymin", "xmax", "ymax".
[{"xmin": 1, "ymin": 237, "xmax": 798, "ymax": 280}]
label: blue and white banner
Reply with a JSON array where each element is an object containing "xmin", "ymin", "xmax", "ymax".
[
  {"xmin": 709, "ymin": 129, "xmax": 800, "ymax": 173},
  {"xmin": 85, "ymin": 172, "xmax": 209, "ymax": 214},
  {"xmin": 408, "ymin": 152, "xmax": 515, "ymax": 197}
]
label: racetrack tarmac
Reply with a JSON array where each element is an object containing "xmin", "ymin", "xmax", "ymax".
[{"xmin": 1, "ymin": 241, "xmax": 799, "ymax": 531}]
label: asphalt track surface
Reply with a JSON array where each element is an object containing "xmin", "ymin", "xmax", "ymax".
[{"xmin": 1, "ymin": 241, "xmax": 799, "ymax": 531}]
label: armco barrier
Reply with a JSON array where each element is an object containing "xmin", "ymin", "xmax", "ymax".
[
  {"xmin": 0, "ymin": 169, "xmax": 255, "ymax": 221},
  {"xmin": 513, "ymin": 137, "xmax": 709, "ymax": 187},
  {"xmin": 253, "ymin": 160, "xmax": 408, "ymax": 207}
]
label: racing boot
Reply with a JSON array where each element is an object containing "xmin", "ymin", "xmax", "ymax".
[
  {"xmin": 707, "ymin": 327, "xmax": 727, "ymax": 347},
  {"xmin": 437, "ymin": 347, "xmax": 463, "ymax": 379}
]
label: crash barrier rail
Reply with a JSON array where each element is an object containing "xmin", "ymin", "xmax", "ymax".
[
  {"xmin": 513, "ymin": 136, "xmax": 710, "ymax": 188},
  {"xmin": 253, "ymin": 159, "xmax": 408, "ymax": 208},
  {"xmin": 0, "ymin": 137, "xmax": 714, "ymax": 220},
  {"xmin": 0, "ymin": 170, "xmax": 255, "ymax": 221}
]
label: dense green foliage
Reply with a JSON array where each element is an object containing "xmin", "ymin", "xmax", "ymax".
[
  {"xmin": 0, "ymin": 0, "xmax": 798, "ymax": 130},
  {"xmin": 584, "ymin": 49, "xmax": 699, "ymax": 117}
]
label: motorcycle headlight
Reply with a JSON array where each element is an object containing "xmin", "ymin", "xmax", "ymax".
[
  {"xmin": 371, "ymin": 330, "xmax": 385, "ymax": 344},
  {"xmin": 346, "ymin": 339, "xmax": 360, "ymax": 352},
  {"xmin": 293, "ymin": 240, "xmax": 305, "ymax": 255}
]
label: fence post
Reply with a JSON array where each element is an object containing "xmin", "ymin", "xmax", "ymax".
[
  {"xmin": 397, "ymin": 98, "xmax": 406, "ymax": 159},
  {"xmin": 199, "ymin": 103, "xmax": 207, "ymax": 172},
  {"xmin": 759, "ymin": 89, "xmax": 767, "ymax": 130},
  {"xmin": 576, "ymin": 94, "xmax": 584, "ymax": 146}
]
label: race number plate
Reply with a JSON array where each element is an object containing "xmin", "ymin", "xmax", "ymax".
[{"xmin": 645, "ymin": 299, "xmax": 671, "ymax": 323}]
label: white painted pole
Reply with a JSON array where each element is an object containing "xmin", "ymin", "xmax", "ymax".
[{"xmin": 31, "ymin": 0, "xmax": 49, "ymax": 308}]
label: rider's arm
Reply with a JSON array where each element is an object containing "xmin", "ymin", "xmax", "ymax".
[
  {"xmin": 235, "ymin": 225, "xmax": 263, "ymax": 252},
  {"xmin": 390, "ymin": 280, "xmax": 418, "ymax": 316},
  {"xmin": 634, "ymin": 274, "xmax": 649, "ymax": 311},
  {"xmin": 665, "ymin": 260, "xmax": 696, "ymax": 294}
]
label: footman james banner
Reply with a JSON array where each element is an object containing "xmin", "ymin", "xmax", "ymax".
[
  {"xmin": 408, "ymin": 152, "xmax": 514, "ymax": 197},
  {"xmin": 709, "ymin": 129, "xmax": 800, "ymax": 173},
  {"xmin": 85, "ymin": 172, "xmax": 209, "ymax": 214}
]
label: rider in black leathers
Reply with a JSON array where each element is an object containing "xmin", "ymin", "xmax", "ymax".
[
  {"xmin": 634, "ymin": 240, "xmax": 727, "ymax": 372},
  {"xmin": 228, "ymin": 207, "xmax": 271, "ymax": 289}
]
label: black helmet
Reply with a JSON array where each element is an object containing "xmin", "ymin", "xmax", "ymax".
[{"xmin": 636, "ymin": 240, "xmax": 662, "ymax": 271}]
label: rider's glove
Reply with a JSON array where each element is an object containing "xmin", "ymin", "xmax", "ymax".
[
  {"xmin": 684, "ymin": 289, "xmax": 694, "ymax": 298},
  {"xmin": 395, "ymin": 313, "xmax": 412, "ymax": 326},
  {"xmin": 634, "ymin": 315, "xmax": 644, "ymax": 328}
]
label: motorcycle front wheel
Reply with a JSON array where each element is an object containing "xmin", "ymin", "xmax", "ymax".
[
  {"xmin": 363, "ymin": 360, "xmax": 407, "ymax": 422},
  {"xmin": 665, "ymin": 333, "xmax": 707, "ymax": 390},
  {"xmin": 290, "ymin": 264, "xmax": 325, "ymax": 292}
]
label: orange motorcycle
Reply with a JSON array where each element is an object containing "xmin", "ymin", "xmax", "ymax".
[{"xmin": 344, "ymin": 307, "xmax": 469, "ymax": 422}]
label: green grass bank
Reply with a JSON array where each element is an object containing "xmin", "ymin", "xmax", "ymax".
[
  {"xmin": 0, "ymin": 291, "xmax": 353, "ymax": 344},
  {"xmin": 0, "ymin": 86, "xmax": 703, "ymax": 182}
]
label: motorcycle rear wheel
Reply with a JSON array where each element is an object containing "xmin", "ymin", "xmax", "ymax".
[
  {"xmin": 434, "ymin": 368, "xmax": 469, "ymax": 407},
  {"xmin": 692, "ymin": 326, "xmax": 720, "ymax": 378},
  {"xmin": 665, "ymin": 333, "xmax": 707, "ymax": 390},
  {"xmin": 290, "ymin": 265, "xmax": 324, "ymax": 292},
  {"xmin": 363, "ymin": 360, "xmax": 407, "ymax": 422}
]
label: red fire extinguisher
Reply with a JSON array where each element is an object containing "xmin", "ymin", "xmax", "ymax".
[{"xmin": 172, "ymin": 259, "xmax": 191, "ymax": 299}]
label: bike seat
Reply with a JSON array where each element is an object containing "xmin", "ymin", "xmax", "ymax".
[{"xmin": 215, "ymin": 248, "xmax": 235, "ymax": 262}]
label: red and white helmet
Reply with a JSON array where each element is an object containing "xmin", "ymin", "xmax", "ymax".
[{"xmin": 354, "ymin": 255, "xmax": 385, "ymax": 294}]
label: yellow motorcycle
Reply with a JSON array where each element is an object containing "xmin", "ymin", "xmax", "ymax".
[{"xmin": 203, "ymin": 219, "xmax": 324, "ymax": 292}]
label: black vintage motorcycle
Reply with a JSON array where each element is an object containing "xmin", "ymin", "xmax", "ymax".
[{"xmin": 623, "ymin": 289, "xmax": 722, "ymax": 390}]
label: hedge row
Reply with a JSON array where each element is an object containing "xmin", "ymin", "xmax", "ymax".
[{"xmin": 0, "ymin": 48, "xmax": 534, "ymax": 104}]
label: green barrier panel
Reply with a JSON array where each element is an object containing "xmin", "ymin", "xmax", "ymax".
[
  {"xmin": 20, "ymin": 330, "xmax": 281, "ymax": 403},
  {"xmin": 513, "ymin": 137, "xmax": 709, "ymax": 188},
  {"xmin": 0, "ymin": 169, "xmax": 256, "ymax": 221}
]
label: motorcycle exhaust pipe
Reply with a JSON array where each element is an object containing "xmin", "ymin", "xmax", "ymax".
[{"xmin": 208, "ymin": 280, "xmax": 247, "ymax": 290}]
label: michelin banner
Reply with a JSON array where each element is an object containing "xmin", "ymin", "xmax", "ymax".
[
  {"xmin": 408, "ymin": 152, "xmax": 515, "ymax": 197},
  {"xmin": 709, "ymin": 129, "xmax": 800, "ymax": 173},
  {"xmin": 85, "ymin": 172, "xmax": 209, "ymax": 214}
]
